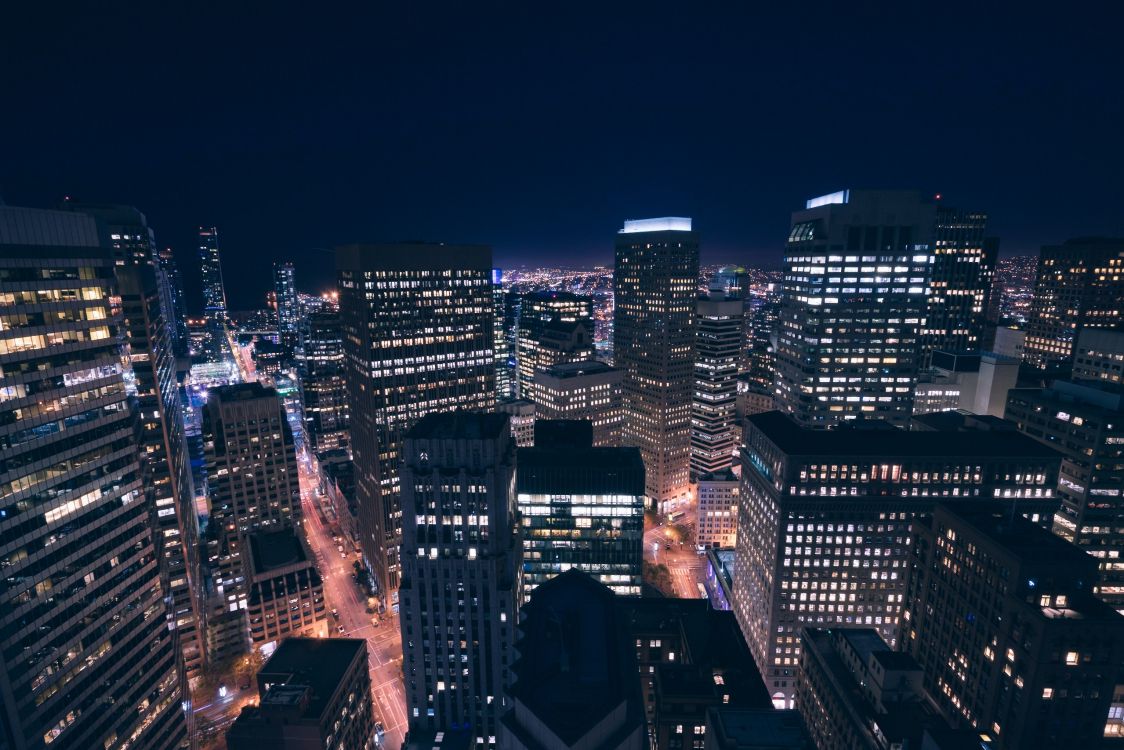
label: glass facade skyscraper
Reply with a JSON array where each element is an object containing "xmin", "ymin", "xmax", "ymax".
[
  {"xmin": 273, "ymin": 261, "xmax": 300, "ymax": 353},
  {"xmin": 198, "ymin": 225, "xmax": 228, "ymax": 362}
]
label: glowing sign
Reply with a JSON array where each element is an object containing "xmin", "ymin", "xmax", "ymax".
[
  {"xmin": 805, "ymin": 190, "xmax": 850, "ymax": 209},
  {"xmin": 620, "ymin": 217, "xmax": 693, "ymax": 233}
]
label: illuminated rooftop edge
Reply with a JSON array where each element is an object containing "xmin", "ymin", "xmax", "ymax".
[
  {"xmin": 620, "ymin": 217, "xmax": 693, "ymax": 233},
  {"xmin": 805, "ymin": 190, "xmax": 850, "ymax": 209}
]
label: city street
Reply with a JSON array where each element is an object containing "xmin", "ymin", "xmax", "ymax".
[
  {"xmin": 644, "ymin": 510, "xmax": 707, "ymax": 599},
  {"xmin": 300, "ymin": 456, "xmax": 408, "ymax": 750}
]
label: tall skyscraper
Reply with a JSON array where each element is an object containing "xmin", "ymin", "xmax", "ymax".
[
  {"xmin": 691, "ymin": 284, "xmax": 743, "ymax": 477},
  {"xmin": 68, "ymin": 203, "xmax": 209, "ymax": 680},
  {"xmin": 1023, "ymin": 238, "xmax": 1124, "ymax": 373},
  {"xmin": 920, "ymin": 206, "xmax": 997, "ymax": 364},
  {"xmin": 0, "ymin": 206, "xmax": 189, "ymax": 749},
  {"xmin": 614, "ymin": 217, "xmax": 699, "ymax": 509},
  {"xmin": 198, "ymin": 225, "xmax": 229, "ymax": 361},
  {"xmin": 774, "ymin": 190, "xmax": 934, "ymax": 427},
  {"xmin": 337, "ymin": 243, "xmax": 495, "ymax": 601},
  {"xmin": 398, "ymin": 412, "xmax": 519, "ymax": 746},
  {"xmin": 733, "ymin": 411, "xmax": 1063, "ymax": 706},
  {"xmin": 1005, "ymin": 380, "xmax": 1124, "ymax": 610},
  {"xmin": 203, "ymin": 382, "xmax": 301, "ymax": 659},
  {"xmin": 515, "ymin": 290, "xmax": 593, "ymax": 401},
  {"xmin": 493, "ymin": 268, "xmax": 514, "ymax": 401},
  {"xmin": 517, "ymin": 420, "xmax": 645, "ymax": 597},
  {"xmin": 901, "ymin": 504, "xmax": 1124, "ymax": 749},
  {"xmin": 301, "ymin": 310, "xmax": 350, "ymax": 452},
  {"xmin": 156, "ymin": 247, "xmax": 190, "ymax": 358},
  {"xmin": 273, "ymin": 261, "xmax": 300, "ymax": 353}
]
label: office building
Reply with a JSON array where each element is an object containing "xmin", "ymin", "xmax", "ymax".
[
  {"xmin": 203, "ymin": 382, "xmax": 301, "ymax": 656},
  {"xmin": 1004, "ymin": 380, "xmax": 1124, "ymax": 608},
  {"xmin": 274, "ymin": 260, "xmax": 300, "ymax": 353},
  {"xmin": 733, "ymin": 410, "xmax": 1063, "ymax": 706},
  {"xmin": 398, "ymin": 412, "xmax": 520, "ymax": 746},
  {"xmin": 244, "ymin": 528, "xmax": 328, "ymax": 647},
  {"xmin": 156, "ymin": 246, "xmax": 190, "ymax": 358},
  {"xmin": 493, "ymin": 269, "xmax": 514, "ymax": 401},
  {"xmin": 198, "ymin": 224, "xmax": 229, "ymax": 361},
  {"xmin": 500, "ymin": 570, "xmax": 647, "ymax": 750},
  {"xmin": 912, "ymin": 350, "xmax": 1020, "ymax": 418},
  {"xmin": 704, "ymin": 708, "xmax": 813, "ymax": 750},
  {"xmin": 697, "ymin": 469, "xmax": 739, "ymax": 550},
  {"xmin": 744, "ymin": 281, "xmax": 781, "ymax": 397},
  {"xmin": 497, "ymin": 398, "xmax": 536, "ymax": 447},
  {"xmin": 692, "ymin": 287, "xmax": 743, "ymax": 477},
  {"xmin": 1072, "ymin": 328, "xmax": 1124, "ymax": 385},
  {"xmin": 1023, "ymin": 238, "xmax": 1124, "ymax": 372},
  {"xmin": 621, "ymin": 597, "xmax": 771, "ymax": 750},
  {"xmin": 797, "ymin": 628, "xmax": 971, "ymax": 750},
  {"xmin": 774, "ymin": 190, "xmax": 935, "ymax": 427},
  {"xmin": 992, "ymin": 326, "xmax": 1026, "ymax": 360},
  {"xmin": 302, "ymin": 310, "xmax": 350, "ymax": 451},
  {"xmin": 921, "ymin": 207, "xmax": 997, "ymax": 364},
  {"xmin": 901, "ymin": 504, "xmax": 1124, "ymax": 749},
  {"xmin": 517, "ymin": 421, "xmax": 645, "ymax": 597},
  {"xmin": 337, "ymin": 242, "xmax": 495, "ymax": 601},
  {"xmin": 0, "ymin": 206, "xmax": 189, "ymax": 749},
  {"xmin": 534, "ymin": 360, "xmax": 624, "ymax": 446},
  {"xmin": 516, "ymin": 290, "xmax": 594, "ymax": 401},
  {"xmin": 227, "ymin": 637, "xmax": 373, "ymax": 750},
  {"xmin": 615, "ymin": 217, "xmax": 699, "ymax": 509}
]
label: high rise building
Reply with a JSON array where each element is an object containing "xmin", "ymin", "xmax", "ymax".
[
  {"xmin": 274, "ymin": 260, "xmax": 300, "ymax": 353},
  {"xmin": 901, "ymin": 504, "xmax": 1124, "ymax": 749},
  {"xmin": 493, "ymin": 269, "xmax": 514, "ymax": 401},
  {"xmin": 534, "ymin": 360, "xmax": 624, "ymax": 446},
  {"xmin": 497, "ymin": 398, "xmax": 536, "ymax": 447},
  {"xmin": 1023, "ymin": 238, "xmax": 1124, "ymax": 373},
  {"xmin": 157, "ymin": 247, "xmax": 190, "ymax": 358},
  {"xmin": 691, "ymin": 286, "xmax": 743, "ymax": 477},
  {"xmin": 198, "ymin": 225, "xmax": 229, "ymax": 361},
  {"xmin": 203, "ymin": 382, "xmax": 301, "ymax": 658},
  {"xmin": 398, "ymin": 412, "xmax": 520, "ymax": 746},
  {"xmin": 301, "ymin": 310, "xmax": 350, "ymax": 452},
  {"xmin": 614, "ymin": 217, "xmax": 699, "ymax": 509},
  {"xmin": 1072, "ymin": 328, "xmax": 1124, "ymax": 385},
  {"xmin": 1004, "ymin": 380, "xmax": 1124, "ymax": 609},
  {"xmin": 696, "ymin": 469, "xmax": 739, "ymax": 550},
  {"xmin": 516, "ymin": 420, "xmax": 645, "ymax": 597},
  {"xmin": 515, "ymin": 290, "xmax": 594, "ymax": 401},
  {"xmin": 226, "ymin": 638, "xmax": 373, "ymax": 749},
  {"xmin": 743, "ymin": 278, "xmax": 781, "ymax": 398},
  {"xmin": 0, "ymin": 206, "xmax": 189, "ymax": 749},
  {"xmin": 733, "ymin": 411, "xmax": 1063, "ymax": 706},
  {"xmin": 65, "ymin": 203, "xmax": 209, "ymax": 680},
  {"xmin": 243, "ymin": 528, "xmax": 327, "ymax": 646},
  {"xmin": 920, "ymin": 206, "xmax": 997, "ymax": 364},
  {"xmin": 337, "ymin": 243, "xmax": 495, "ymax": 600},
  {"xmin": 774, "ymin": 190, "xmax": 935, "ymax": 427}
]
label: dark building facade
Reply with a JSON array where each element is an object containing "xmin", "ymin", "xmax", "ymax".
[
  {"xmin": 733, "ymin": 411, "xmax": 1063, "ymax": 707},
  {"xmin": 614, "ymin": 217, "xmax": 699, "ymax": 509},
  {"xmin": 515, "ymin": 290, "xmax": 593, "ymax": 402},
  {"xmin": 691, "ymin": 289, "xmax": 743, "ymax": 477},
  {"xmin": 302, "ymin": 310, "xmax": 350, "ymax": 452},
  {"xmin": 274, "ymin": 260, "xmax": 300, "ymax": 354},
  {"xmin": 337, "ymin": 243, "xmax": 495, "ymax": 601},
  {"xmin": 198, "ymin": 224, "xmax": 228, "ymax": 362},
  {"xmin": 901, "ymin": 504, "xmax": 1124, "ymax": 749},
  {"xmin": 1023, "ymin": 238, "xmax": 1124, "ymax": 373},
  {"xmin": 398, "ymin": 412, "xmax": 520, "ymax": 747}
]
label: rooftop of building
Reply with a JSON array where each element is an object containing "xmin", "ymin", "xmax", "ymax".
[
  {"xmin": 407, "ymin": 410, "xmax": 510, "ymax": 441},
  {"xmin": 517, "ymin": 441, "xmax": 645, "ymax": 495},
  {"xmin": 539, "ymin": 359, "xmax": 620, "ymax": 379},
  {"xmin": 910, "ymin": 410, "xmax": 1016, "ymax": 433},
  {"xmin": 705, "ymin": 708, "xmax": 813, "ymax": 750},
  {"xmin": 521, "ymin": 289, "xmax": 590, "ymax": 302},
  {"xmin": 335, "ymin": 242, "xmax": 492, "ymax": 272},
  {"xmin": 749, "ymin": 410, "xmax": 1060, "ymax": 459},
  {"xmin": 619, "ymin": 217, "xmax": 693, "ymax": 234},
  {"xmin": 934, "ymin": 504, "xmax": 1100, "ymax": 574},
  {"xmin": 698, "ymin": 468, "xmax": 739, "ymax": 484},
  {"xmin": 247, "ymin": 527, "xmax": 309, "ymax": 573},
  {"xmin": 533, "ymin": 419, "xmax": 593, "ymax": 449},
  {"xmin": 255, "ymin": 637, "xmax": 365, "ymax": 719},
  {"xmin": 208, "ymin": 381, "xmax": 277, "ymax": 401},
  {"xmin": 509, "ymin": 570, "xmax": 643, "ymax": 746},
  {"xmin": 1010, "ymin": 379, "xmax": 1124, "ymax": 411},
  {"xmin": 404, "ymin": 729, "xmax": 474, "ymax": 750}
]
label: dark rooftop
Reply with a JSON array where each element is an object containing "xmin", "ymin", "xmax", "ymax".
[
  {"xmin": 255, "ymin": 637, "xmax": 365, "ymax": 720},
  {"xmin": 935, "ymin": 504, "xmax": 1097, "ymax": 570},
  {"xmin": 407, "ymin": 410, "xmax": 510, "ymax": 441},
  {"xmin": 910, "ymin": 410, "xmax": 1016, "ymax": 433},
  {"xmin": 209, "ymin": 380, "xmax": 277, "ymax": 401},
  {"xmin": 748, "ymin": 410, "xmax": 1060, "ymax": 459},
  {"xmin": 517, "ymin": 444, "xmax": 645, "ymax": 495},
  {"xmin": 706, "ymin": 708, "xmax": 814, "ymax": 750},
  {"xmin": 533, "ymin": 419, "xmax": 594, "ymax": 449},
  {"xmin": 540, "ymin": 360, "xmax": 620, "ymax": 379},
  {"xmin": 247, "ymin": 527, "xmax": 308, "ymax": 573}
]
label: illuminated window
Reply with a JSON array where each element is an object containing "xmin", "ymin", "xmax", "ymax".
[{"xmin": 1065, "ymin": 652, "xmax": 1079, "ymax": 666}]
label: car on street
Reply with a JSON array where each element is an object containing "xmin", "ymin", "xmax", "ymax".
[
  {"xmin": 337, "ymin": 625, "xmax": 346, "ymax": 634},
  {"xmin": 331, "ymin": 609, "xmax": 340, "ymax": 621},
  {"xmin": 375, "ymin": 722, "xmax": 385, "ymax": 741}
]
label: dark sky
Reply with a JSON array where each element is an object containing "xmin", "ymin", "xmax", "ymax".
[{"xmin": 2, "ymin": 3, "xmax": 1122, "ymax": 311}]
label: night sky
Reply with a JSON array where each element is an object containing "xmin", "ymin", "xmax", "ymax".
[{"xmin": 2, "ymin": 3, "xmax": 1122, "ymax": 311}]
